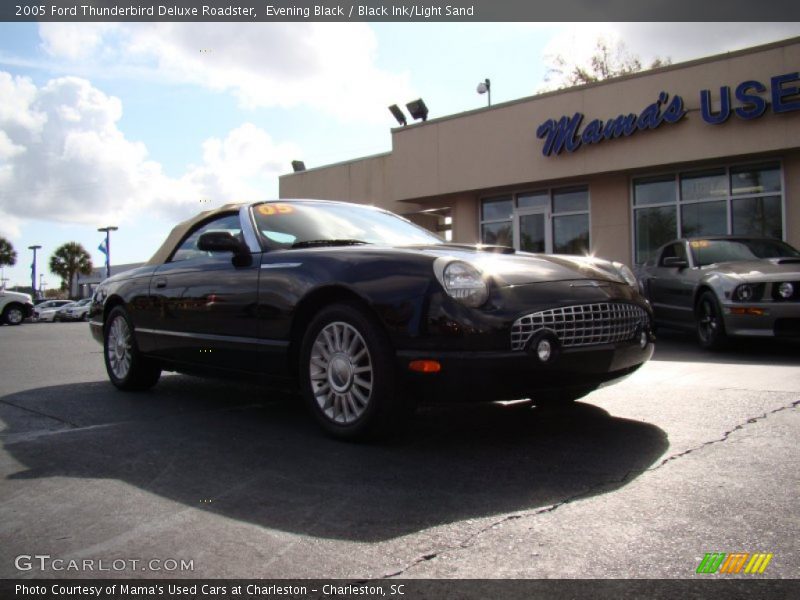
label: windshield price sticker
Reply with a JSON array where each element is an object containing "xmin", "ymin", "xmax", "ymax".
[{"xmin": 258, "ymin": 204, "xmax": 294, "ymax": 216}]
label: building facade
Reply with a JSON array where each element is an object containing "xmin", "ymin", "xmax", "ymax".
[{"xmin": 279, "ymin": 37, "xmax": 800, "ymax": 267}]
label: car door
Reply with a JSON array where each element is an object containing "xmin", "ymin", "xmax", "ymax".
[
  {"xmin": 148, "ymin": 212, "xmax": 262, "ymax": 372},
  {"xmin": 648, "ymin": 241, "xmax": 697, "ymax": 325}
]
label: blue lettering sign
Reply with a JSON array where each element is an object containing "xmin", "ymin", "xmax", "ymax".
[
  {"xmin": 537, "ymin": 93, "xmax": 686, "ymax": 157},
  {"xmin": 700, "ymin": 87, "xmax": 731, "ymax": 124},
  {"xmin": 536, "ymin": 113, "xmax": 583, "ymax": 155},
  {"xmin": 771, "ymin": 72, "xmax": 800, "ymax": 114},
  {"xmin": 734, "ymin": 80, "xmax": 767, "ymax": 120}
]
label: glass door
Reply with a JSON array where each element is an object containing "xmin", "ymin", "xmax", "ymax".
[{"xmin": 513, "ymin": 207, "xmax": 551, "ymax": 253}]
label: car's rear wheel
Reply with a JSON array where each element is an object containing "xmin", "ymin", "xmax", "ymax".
[
  {"xmin": 104, "ymin": 306, "xmax": 161, "ymax": 391},
  {"xmin": 299, "ymin": 303, "xmax": 406, "ymax": 440},
  {"xmin": 2, "ymin": 304, "xmax": 25, "ymax": 326},
  {"xmin": 695, "ymin": 291, "xmax": 728, "ymax": 350}
]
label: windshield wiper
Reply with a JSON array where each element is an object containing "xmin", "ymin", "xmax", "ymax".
[{"xmin": 291, "ymin": 239, "xmax": 369, "ymax": 249}]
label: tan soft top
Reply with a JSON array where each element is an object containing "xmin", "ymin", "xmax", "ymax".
[{"xmin": 146, "ymin": 202, "xmax": 249, "ymax": 265}]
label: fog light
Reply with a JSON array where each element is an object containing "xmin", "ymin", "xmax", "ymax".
[
  {"xmin": 639, "ymin": 330, "xmax": 648, "ymax": 349},
  {"xmin": 778, "ymin": 282, "xmax": 794, "ymax": 299},
  {"xmin": 536, "ymin": 339, "xmax": 552, "ymax": 362}
]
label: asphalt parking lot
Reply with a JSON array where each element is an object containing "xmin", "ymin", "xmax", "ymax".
[{"xmin": 0, "ymin": 321, "xmax": 797, "ymax": 579}]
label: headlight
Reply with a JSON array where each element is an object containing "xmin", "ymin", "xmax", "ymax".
[
  {"xmin": 611, "ymin": 261, "xmax": 638, "ymax": 288},
  {"xmin": 777, "ymin": 282, "xmax": 794, "ymax": 299},
  {"xmin": 434, "ymin": 258, "xmax": 488, "ymax": 308}
]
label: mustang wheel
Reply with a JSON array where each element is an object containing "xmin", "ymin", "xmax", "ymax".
[
  {"xmin": 299, "ymin": 303, "xmax": 404, "ymax": 440},
  {"xmin": 104, "ymin": 306, "xmax": 161, "ymax": 391},
  {"xmin": 2, "ymin": 304, "xmax": 25, "ymax": 326},
  {"xmin": 696, "ymin": 291, "xmax": 728, "ymax": 350}
]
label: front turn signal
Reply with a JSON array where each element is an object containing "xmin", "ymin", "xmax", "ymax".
[{"xmin": 409, "ymin": 360, "xmax": 442, "ymax": 373}]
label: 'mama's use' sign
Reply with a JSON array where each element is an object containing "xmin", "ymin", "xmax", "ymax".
[{"xmin": 536, "ymin": 71, "xmax": 800, "ymax": 157}]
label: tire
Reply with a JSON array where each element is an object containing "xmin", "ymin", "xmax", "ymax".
[
  {"xmin": 2, "ymin": 304, "xmax": 25, "ymax": 326},
  {"xmin": 695, "ymin": 291, "xmax": 728, "ymax": 350},
  {"xmin": 298, "ymin": 303, "xmax": 406, "ymax": 441},
  {"xmin": 103, "ymin": 306, "xmax": 161, "ymax": 391}
]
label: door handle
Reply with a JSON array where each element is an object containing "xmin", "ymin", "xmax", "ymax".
[{"xmin": 155, "ymin": 278, "xmax": 167, "ymax": 289}]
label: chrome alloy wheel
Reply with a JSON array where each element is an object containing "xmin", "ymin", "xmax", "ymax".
[
  {"xmin": 309, "ymin": 321, "xmax": 373, "ymax": 424},
  {"xmin": 107, "ymin": 315, "xmax": 133, "ymax": 380}
]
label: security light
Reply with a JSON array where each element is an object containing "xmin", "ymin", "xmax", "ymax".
[
  {"xmin": 406, "ymin": 98, "xmax": 429, "ymax": 122},
  {"xmin": 388, "ymin": 104, "xmax": 407, "ymax": 126},
  {"xmin": 292, "ymin": 161, "xmax": 306, "ymax": 172},
  {"xmin": 477, "ymin": 78, "xmax": 491, "ymax": 106}
]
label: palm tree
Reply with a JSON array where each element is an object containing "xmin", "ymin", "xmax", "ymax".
[
  {"xmin": 0, "ymin": 236, "xmax": 16, "ymax": 267},
  {"xmin": 49, "ymin": 242, "xmax": 93, "ymax": 299}
]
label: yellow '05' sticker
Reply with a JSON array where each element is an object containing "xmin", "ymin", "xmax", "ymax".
[
  {"xmin": 690, "ymin": 240, "xmax": 710, "ymax": 248},
  {"xmin": 257, "ymin": 203, "xmax": 294, "ymax": 216}
]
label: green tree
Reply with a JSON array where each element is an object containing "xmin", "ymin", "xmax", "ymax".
[
  {"xmin": 545, "ymin": 38, "xmax": 671, "ymax": 89},
  {"xmin": 49, "ymin": 242, "xmax": 93, "ymax": 299},
  {"xmin": 0, "ymin": 236, "xmax": 17, "ymax": 267}
]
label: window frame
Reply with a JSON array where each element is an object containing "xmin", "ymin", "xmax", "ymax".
[
  {"xmin": 478, "ymin": 185, "xmax": 591, "ymax": 254},
  {"xmin": 630, "ymin": 160, "xmax": 786, "ymax": 265}
]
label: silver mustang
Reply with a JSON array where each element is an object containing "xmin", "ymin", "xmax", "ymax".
[{"xmin": 637, "ymin": 236, "xmax": 800, "ymax": 349}]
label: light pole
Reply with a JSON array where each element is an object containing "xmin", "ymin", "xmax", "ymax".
[
  {"xmin": 39, "ymin": 274, "xmax": 45, "ymax": 297},
  {"xmin": 97, "ymin": 226, "xmax": 118, "ymax": 279},
  {"xmin": 28, "ymin": 245, "xmax": 41, "ymax": 299}
]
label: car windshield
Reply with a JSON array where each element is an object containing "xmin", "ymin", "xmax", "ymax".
[
  {"xmin": 251, "ymin": 202, "xmax": 443, "ymax": 249},
  {"xmin": 690, "ymin": 239, "xmax": 800, "ymax": 267}
]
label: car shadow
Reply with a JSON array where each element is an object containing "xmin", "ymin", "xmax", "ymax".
[
  {"xmin": 1, "ymin": 377, "xmax": 668, "ymax": 542},
  {"xmin": 651, "ymin": 328, "xmax": 800, "ymax": 366}
]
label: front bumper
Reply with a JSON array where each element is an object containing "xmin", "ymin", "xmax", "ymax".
[
  {"xmin": 722, "ymin": 302, "xmax": 800, "ymax": 338},
  {"xmin": 397, "ymin": 339, "xmax": 654, "ymax": 403}
]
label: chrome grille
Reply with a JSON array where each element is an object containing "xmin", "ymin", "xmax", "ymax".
[{"xmin": 511, "ymin": 302, "xmax": 648, "ymax": 351}]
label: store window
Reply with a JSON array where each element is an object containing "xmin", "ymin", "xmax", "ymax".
[
  {"xmin": 479, "ymin": 186, "xmax": 590, "ymax": 254},
  {"xmin": 480, "ymin": 195, "xmax": 513, "ymax": 246},
  {"xmin": 632, "ymin": 162, "xmax": 784, "ymax": 264}
]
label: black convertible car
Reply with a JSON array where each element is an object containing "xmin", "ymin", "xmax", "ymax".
[{"xmin": 90, "ymin": 200, "xmax": 654, "ymax": 439}]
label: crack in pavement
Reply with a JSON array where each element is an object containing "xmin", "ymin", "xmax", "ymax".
[{"xmin": 380, "ymin": 398, "xmax": 800, "ymax": 579}]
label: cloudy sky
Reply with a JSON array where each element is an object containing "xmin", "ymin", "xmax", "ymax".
[{"xmin": 1, "ymin": 21, "xmax": 799, "ymax": 290}]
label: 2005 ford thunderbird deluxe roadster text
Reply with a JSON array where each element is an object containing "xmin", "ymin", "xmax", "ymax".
[{"xmin": 90, "ymin": 200, "xmax": 654, "ymax": 439}]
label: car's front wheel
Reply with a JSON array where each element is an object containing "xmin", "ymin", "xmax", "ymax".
[
  {"xmin": 299, "ymin": 303, "xmax": 406, "ymax": 440},
  {"xmin": 695, "ymin": 291, "xmax": 728, "ymax": 350},
  {"xmin": 2, "ymin": 304, "xmax": 25, "ymax": 326},
  {"xmin": 104, "ymin": 306, "xmax": 161, "ymax": 391}
]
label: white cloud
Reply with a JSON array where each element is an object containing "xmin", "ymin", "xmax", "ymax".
[
  {"xmin": 39, "ymin": 23, "xmax": 119, "ymax": 61},
  {"xmin": 0, "ymin": 72, "xmax": 300, "ymax": 231},
  {"xmin": 37, "ymin": 23, "xmax": 415, "ymax": 123}
]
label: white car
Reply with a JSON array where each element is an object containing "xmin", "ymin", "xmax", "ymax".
[
  {"xmin": 33, "ymin": 300, "xmax": 74, "ymax": 322},
  {"xmin": 1, "ymin": 290, "xmax": 34, "ymax": 325},
  {"xmin": 57, "ymin": 298, "xmax": 92, "ymax": 321}
]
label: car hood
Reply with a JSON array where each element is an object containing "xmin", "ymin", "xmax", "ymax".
[
  {"xmin": 1, "ymin": 291, "xmax": 32, "ymax": 303},
  {"xmin": 706, "ymin": 257, "xmax": 800, "ymax": 280},
  {"xmin": 407, "ymin": 244, "xmax": 628, "ymax": 287}
]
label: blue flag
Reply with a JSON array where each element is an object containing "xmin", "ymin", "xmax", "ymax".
[{"xmin": 98, "ymin": 239, "xmax": 107, "ymax": 255}]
